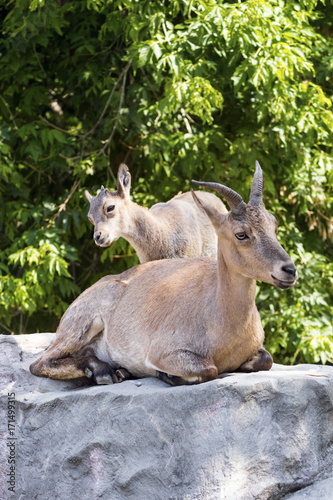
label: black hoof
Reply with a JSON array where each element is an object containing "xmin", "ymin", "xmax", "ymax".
[
  {"xmin": 238, "ymin": 348, "xmax": 273, "ymax": 373},
  {"xmin": 116, "ymin": 368, "xmax": 133, "ymax": 382},
  {"xmin": 158, "ymin": 371, "xmax": 193, "ymax": 386}
]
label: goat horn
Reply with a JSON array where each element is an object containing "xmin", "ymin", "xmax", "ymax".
[
  {"xmin": 249, "ymin": 161, "xmax": 264, "ymax": 206},
  {"xmin": 192, "ymin": 180, "xmax": 246, "ymax": 214},
  {"xmin": 101, "ymin": 185, "xmax": 105, "ymax": 191}
]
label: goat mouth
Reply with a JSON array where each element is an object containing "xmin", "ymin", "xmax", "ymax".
[
  {"xmin": 271, "ymin": 275, "xmax": 296, "ymax": 289},
  {"xmin": 95, "ymin": 238, "xmax": 111, "ymax": 248}
]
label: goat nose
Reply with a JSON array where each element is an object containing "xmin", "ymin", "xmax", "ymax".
[
  {"xmin": 94, "ymin": 232, "xmax": 101, "ymax": 242},
  {"xmin": 282, "ymin": 264, "xmax": 297, "ymax": 278}
]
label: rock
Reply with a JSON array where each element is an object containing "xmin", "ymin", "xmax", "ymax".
[
  {"xmin": 284, "ymin": 477, "xmax": 333, "ymax": 500},
  {"xmin": 0, "ymin": 333, "xmax": 333, "ymax": 500}
]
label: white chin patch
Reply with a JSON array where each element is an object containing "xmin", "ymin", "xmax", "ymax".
[{"xmin": 97, "ymin": 239, "xmax": 112, "ymax": 248}]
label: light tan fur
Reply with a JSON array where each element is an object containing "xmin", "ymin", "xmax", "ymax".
[
  {"xmin": 30, "ymin": 163, "xmax": 297, "ymax": 386},
  {"xmin": 84, "ymin": 164, "xmax": 227, "ymax": 262}
]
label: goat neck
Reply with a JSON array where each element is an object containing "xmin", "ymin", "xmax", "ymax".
[
  {"xmin": 121, "ymin": 202, "xmax": 168, "ymax": 263},
  {"xmin": 215, "ymin": 233, "xmax": 258, "ymax": 328}
]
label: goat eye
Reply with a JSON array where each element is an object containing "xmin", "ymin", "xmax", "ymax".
[
  {"xmin": 235, "ymin": 232, "xmax": 248, "ymax": 240},
  {"xmin": 106, "ymin": 205, "xmax": 115, "ymax": 213}
]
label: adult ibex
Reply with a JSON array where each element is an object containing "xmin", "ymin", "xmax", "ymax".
[
  {"xmin": 30, "ymin": 162, "xmax": 297, "ymax": 386},
  {"xmin": 85, "ymin": 164, "xmax": 226, "ymax": 262}
]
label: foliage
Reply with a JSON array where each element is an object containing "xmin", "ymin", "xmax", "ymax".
[{"xmin": 0, "ymin": 0, "xmax": 332, "ymax": 364}]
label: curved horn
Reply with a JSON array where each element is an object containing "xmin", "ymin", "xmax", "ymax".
[
  {"xmin": 192, "ymin": 180, "xmax": 246, "ymax": 214},
  {"xmin": 249, "ymin": 161, "xmax": 264, "ymax": 206}
]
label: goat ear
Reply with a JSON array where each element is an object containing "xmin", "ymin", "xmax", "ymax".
[
  {"xmin": 84, "ymin": 190, "xmax": 93, "ymax": 203},
  {"xmin": 117, "ymin": 163, "xmax": 131, "ymax": 199},
  {"xmin": 191, "ymin": 189, "xmax": 222, "ymax": 230}
]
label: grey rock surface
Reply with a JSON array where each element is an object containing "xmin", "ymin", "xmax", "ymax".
[
  {"xmin": 283, "ymin": 477, "xmax": 333, "ymax": 499},
  {"xmin": 0, "ymin": 333, "xmax": 333, "ymax": 500}
]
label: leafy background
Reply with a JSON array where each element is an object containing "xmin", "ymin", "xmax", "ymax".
[{"xmin": 0, "ymin": 0, "xmax": 332, "ymax": 365}]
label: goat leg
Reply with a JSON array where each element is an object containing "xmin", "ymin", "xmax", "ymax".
[
  {"xmin": 237, "ymin": 347, "xmax": 273, "ymax": 373},
  {"xmin": 149, "ymin": 349, "xmax": 218, "ymax": 386}
]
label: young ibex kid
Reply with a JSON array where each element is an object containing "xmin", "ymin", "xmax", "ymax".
[{"xmin": 85, "ymin": 164, "xmax": 227, "ymax": 262}]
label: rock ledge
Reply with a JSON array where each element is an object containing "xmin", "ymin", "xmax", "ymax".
[{"xmin": 0, "ymin": 333, "xmax": 332, "ymax": 500}]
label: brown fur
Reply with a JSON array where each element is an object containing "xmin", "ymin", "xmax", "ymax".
[
  {"xmin": 30, "ymin": 164, "xmax": 297, "ymax": 386},
  {"xmin": 85, "ymin": 164, "xmax": 227, "ymax": 262}
]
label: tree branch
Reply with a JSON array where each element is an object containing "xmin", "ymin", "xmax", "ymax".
[
  {"xmin": 38, "ymin": 115, "xmax": 81, "ymax": 136},
  {"xmin": 0, "ymin": 95, "xmax": 18, "ymax": 130},
  {"xmin": 22, "ymin": 161, "xmax": 56, "ymax": 184},
  {"xmin": 0, "ymin": 321, "xmax": 13, "ymax": 334},
  {"xmin": 82, "ymin": 59, "xmax": 132, "ymax": 140},
  {"xmin": 52, "ymin": 179, "xmax": 81, "ymax": 220},
  {"xmin": 33, "ymin": 44, "xmax": 47, "ymax": 77},
  {"xmin": 98, "ymin": 67, "xmax": 128, "ymax": 157}
]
